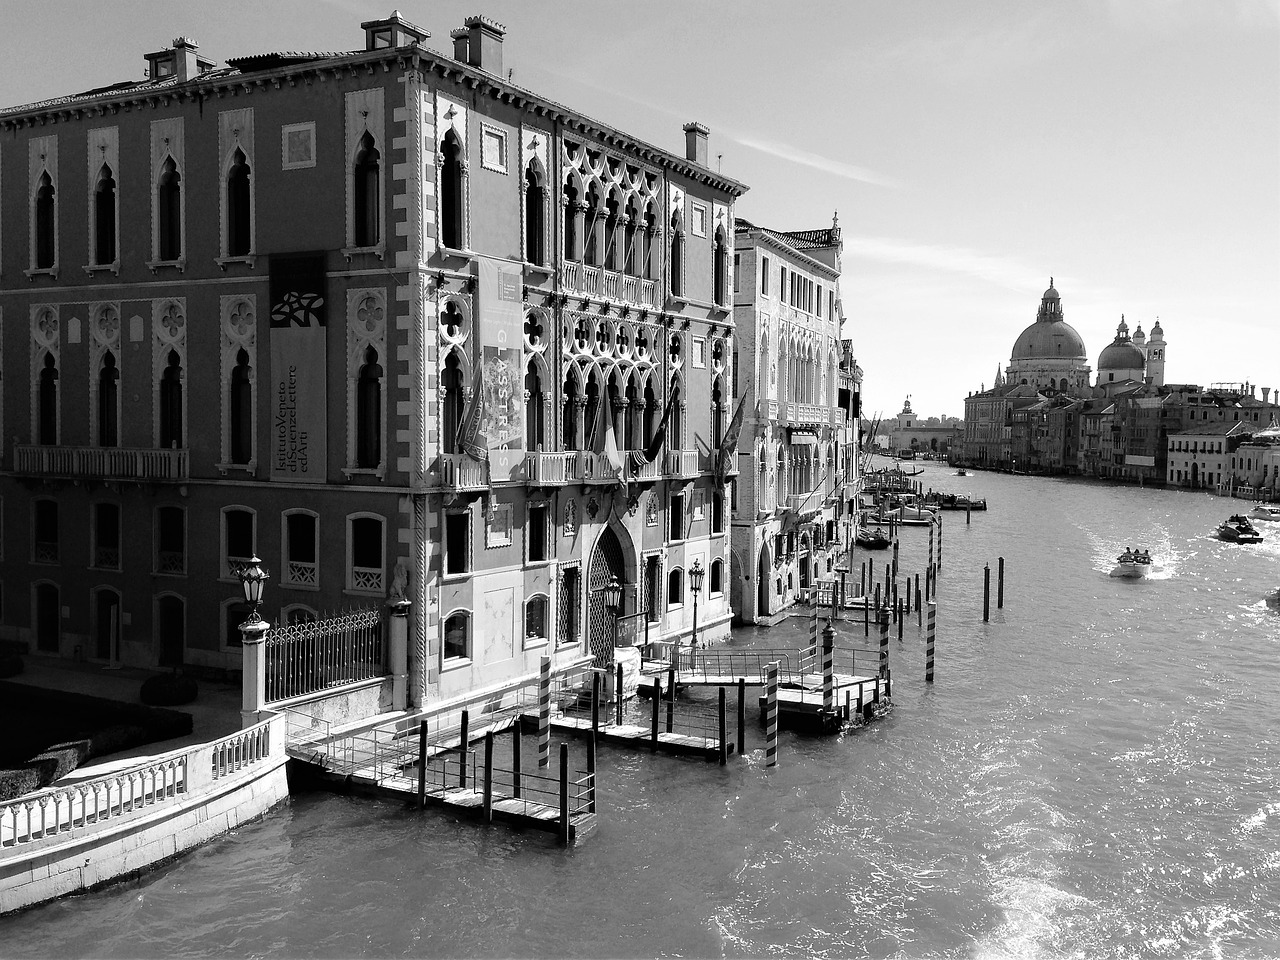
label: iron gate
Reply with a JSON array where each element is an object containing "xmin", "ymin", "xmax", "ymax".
[{"xmin": 587, "ymin": 526, "xmax": 625, "ymax": 667}]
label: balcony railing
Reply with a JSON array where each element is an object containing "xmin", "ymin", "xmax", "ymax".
[
  {"xmin": 526, "ymin": 451, "xmax": 575, "ymax": 485},
  {"xmin": 438, "ymin": 453, "xmax": 488, "ymax": 491},
  {"xmin": 665, "ymin": 449, "xmax": 700, "ymax": 478},
  {"xmin": 14, "ymin": 444, "xmax": 188, "ymax": 481},
  {"xmin": 562, "ymin": 261, "xmax": 660, "ymax": 308},
  {"xmin": 768, "ymin": 399, "xmax": 779, "ymax": 420}
]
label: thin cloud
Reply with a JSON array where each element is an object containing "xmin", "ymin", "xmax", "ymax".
[
  {"xmin": 844, "ymin": 235, "xmax": 1072, "ymax": 296},
  {"xmin": 728, "ymin": 134, "xmax": 900, "ymax": 189}
]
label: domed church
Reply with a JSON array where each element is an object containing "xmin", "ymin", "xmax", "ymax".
[
  {"xmin": 1097, "ymin": 316, "xmax": 1166, "ymax": 392},
  {"xmin": 1004, "ymin": 280, "xmax": 1092, "ymax": 394}
]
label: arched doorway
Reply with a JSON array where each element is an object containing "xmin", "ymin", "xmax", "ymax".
[
  {"xmin": 1191, "ymin": 462, "xmax": 1199, "ymax": 488},
  {"xmin": 757, "ymin": 543, "xmax": 772, "ymax": 618},
  {"xmin": 587, "ymin": 526, "xmax": 626, "ymax": 667}
]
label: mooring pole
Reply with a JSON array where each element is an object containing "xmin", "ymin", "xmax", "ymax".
[
  {"xmin": 512, "ymin": 722, "xmax": 522, "ymax": 799},
  {"xmin": 998, "ymin": 556, "xmax": 1005, "ymax": 609},
  {"xmin": 926, "ymin": 601, "xmax": 937, "ymax": 683},
  {"xmin": 897, "ymin": 599, "xmax": 904, "ymax": 641},
  {"xmin": 822, "ymin": 621, "xmax": 835, "ymax": 713},
  {"xmin": 737, "ymin": 677, "xmax": 747, "ymax": 757},
  {"xmin": 984, "ymin": 563, "xmax": 991, "ymax": 622},
  {"xmin": 592, "ymin": 673, "xmax": 600, "ymax": 735},
  {"xmin": 586, "ymin": 734, "xmax": 596, "ymax": 814},
  {"xmin": 718, "ymin": 687, "xmax": 728, "ymax": 765},
  {"xmin": 615, "ymin": 663, "xmax": 624, "ymax": 726},
  {"xmin": 538, "ymin": 656, "xmax": 551, "ymax": 769},
  {"xmin": 861, "ymin": 560, "xmax": 867, "ymax": 598},
  {"xmin": 765, "ymin": 661, "xmax": 779, "ymax": 767},
  {"xmin": 916, "ymin": 574, "xmax": 922, "ymax": 627},
  {"xmin": 666, "ymin": 667, "xmax": 675, "ymax": 733},
  {"xmin": 864, "ymin": 587, "xmax": 870, "ymax": 637},
  {"xmin": 938, "ymin": 515, "xmax": 944, "ymax": 568},
  {"xmin": 417, "ymin": 718, "xmax": 428, "ymax": 809},
  {"xmin": 558, "ymin": 743, "xmax": 570, "ymax": 847},
  {"xmin": 892, "ymin": 539, "xmax": 900, "ymax": 579},
  {"xmin": 878, "ymin": 605, "xmax": 890, "ymax": 681},
  {"xmin": 458, "ymin": 709, "xmax": 470, "ymax": 789},
  {"xmin": 651, "ymin": 676, "xmax": 661, "ymax": 750},
  {"xmin": 483, "ymin": 731, "xmax": 494, "ymax": 823}
]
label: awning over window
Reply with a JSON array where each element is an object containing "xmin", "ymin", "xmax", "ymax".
[{"xmin": 788, "ymin": 430, "xmax": 818, "ymax": 446}]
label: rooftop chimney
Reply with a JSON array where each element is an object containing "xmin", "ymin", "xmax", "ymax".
[
  {"xmin": 464, "ymin": 15, "xmax": 506, "ymax": 75},
  {"xmin": 360, "ymin": 10, "xmax": 430, "ymax": 52},
  {"xmin": 1263, "ymin": 387, "xmax": 1271, "ymax": 403},
  {"xmin": 450, "ymin": 27, "xmax": 469, "ymax": 62},
  {"xmin": 683, "ymin": 122, "xmax": 709, "ymax": 167},
  {"xmin": 144, "ymin": 37, "xmax": 215, "ymax": 83}
]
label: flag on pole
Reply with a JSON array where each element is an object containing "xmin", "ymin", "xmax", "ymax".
[
  {"xmin": 458, "ymin": 364, "xmax": 488, "ymax": 464},
  {"xmin": 714, "ymin": 394, "xmax": 748, "ymax": 482},
  {"xmin": 638, "ymin": 392, "xmax": 675, "ymax": 465},
  {"xmin": 600, "ymin": 384, "xmax": 624, "ymax": 476}
]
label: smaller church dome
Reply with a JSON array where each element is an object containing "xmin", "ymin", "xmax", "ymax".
[{"xmin": 1098, "ymin": 339, "xmax": 1146, "ymax": 370}]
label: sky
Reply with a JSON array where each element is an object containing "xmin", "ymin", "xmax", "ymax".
[{"xmin": 3, "ymin": 0, "xmax": 1276, "ymax": 422}]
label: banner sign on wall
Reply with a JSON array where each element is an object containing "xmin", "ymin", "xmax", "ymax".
[
  {"xmin": 476, "ymin": 256, "xmax": 525, "ymax": 482},
  {"xmin": 269, "ymin": 253, "xmax": 328, "ymax": 483}
]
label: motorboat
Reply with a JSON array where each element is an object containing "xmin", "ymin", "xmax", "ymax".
[
  {"xmin": 955, "ymin": 468, "xmax": 968, "ymax": 476},
  {"xmin": 855, "ymin": 527, "xmax": 892, "ymax": 550},
  {"xmin": 1111, "ymin": 548, "xmax": 1154, "ymax": 579},
  {"xmin": 897, "ymin": 504, "xmax": 938, "ymax": 526},
  {"xmin": 1217, "ymin": 515, "xmax": 1264, "ymax": 543},
  {"xmin": 1248, "ymin": 504, "xmax": 1280, "ymax": 522}
]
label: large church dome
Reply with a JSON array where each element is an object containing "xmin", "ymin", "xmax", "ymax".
[
  {"xmin": 1098, "ymin": 340, "xmax": 1145, "ymax": 370},
  {"xmin": 1010, "ymin": 282, "xmax": 1087, "ymax": 361}
]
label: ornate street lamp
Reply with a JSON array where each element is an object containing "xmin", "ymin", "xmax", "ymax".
[
  {"xmin": 688, "ymin": 559, "xmax": 705, "ymax": 669},
  {"xmin": 239, "ymin": 556, "xmax": 269, "ymax": 623},
  {"xmin": 603, "ymin": 574, "xmax": 622, "ymax": 614}
]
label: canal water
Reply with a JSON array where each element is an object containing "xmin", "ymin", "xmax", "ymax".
[{"xmin": 6, "ymin": 466, "xmax": 1280, "ymax": 958}]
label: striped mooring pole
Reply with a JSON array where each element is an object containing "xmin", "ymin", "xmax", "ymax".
[
  {"xmin": 538, "ymin": 655, "xmax": 551, "ymax": 768},
  {"xmin": 822, "ymin": 621, "xmax": 835, "ymax": 712},
  {"xmin": 926, "ymin": 601, "xmax": 937, "ymax": 683},
  {"xmin": 878, "ymin": 603, "xmax": 890, "ymax": 680},
  {"xmin": 764, "ymin": 661, "xmax": 779, "ymax": 767}
]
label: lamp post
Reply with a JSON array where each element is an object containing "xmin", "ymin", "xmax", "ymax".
[
  {"xmin": 237, "ymin": 556, "xmax": 270, "ymax": 727},
  {"xmin": 603, "ymin": 574, "xmax": 622, "ymax": 647},
  {"xmin": 689, "ymin": 558, "xmax": 705, "ymax": 670}
]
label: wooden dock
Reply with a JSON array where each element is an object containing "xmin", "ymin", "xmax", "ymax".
[{"xmin": 542, "ymin": 712, "xmax": 729, "ymax": 761}]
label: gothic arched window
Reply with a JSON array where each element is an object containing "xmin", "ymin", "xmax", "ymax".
[
  {"xmin": 38, "ymin": 353, "xmax": 58, "ymax": 445},
  {"xmin": 226, "ymin": 148, "xmax": 252, "ymax": 257},
  {"xmin": 34, "ymin": 172, "xmax": 56, "ymax": 269},
  {"xmin": 98, "ymin": 352, "xmax": 119, "ymax": 447},
  {"xmin": 357, "ymin": 345, "xmax": 383, "ymax": 468},
  {"xmin": 160, "ymin": 350, "xmax": 183, "ymax": 449},
  {"xmin": 230, "ymin": 349, "xmax": 252, "ymax": 464},
  {"xmin": 440, "ymin": 130, "xmax": 463, "ymax": 249},
  {"xmin": 353, "ymin": 132, "xmax": 381, "ymax": 247},
  {"xmin": 93, "ymin": 165, "xmax": 116, "ymax": 265},
  {"xmin": 157, "ymin": 157, "xmax": 182, "ymax": 261}
]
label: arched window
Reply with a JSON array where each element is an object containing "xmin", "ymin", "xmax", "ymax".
[
  {"xmin": 563, "ymin": 179, "xmax": 580, "ymax": 261},
  {"xmin": 624, "ymin": 377, "xmax": 638, "ymax": 450},
  {"xmin": 643, "ymin": 203, "xmax": 657, "ymax": 280},
  {"xmin": 584, "ymin": 375, "xmax": 600, "ymax": 448},
  {"xmin": 710, "ymin": 558, "xmax": 724, "ymax": 594},
  {"xmin": 669, "ymin": 383, "xmax": 683, "ymax": 449},
  {"xmin": 624, "ymin": 197, "xmax": 640, "ymax": 275},
  {"xmin": 525, "ymin": 166, "xmax": 546, "ymax": 266},
  {"xmin": 226, "ymin": 148, "xmax": 252, "ymax": 256},
  {"xmin": 34, "ymin": 172, "xmax": 56, "ymax": 269},
  {"xmin": 525, "ymin": 595, "xmax": 548, "ymax": 644},
  {"xmin": 98, "ymin": 351, "xmax": 119, "ymax": 447},
  {"xmin": 230, "ymin": 348, "xmax": 252, "ymax": 464},
  {"xmin": 160, "ymin": 350, "xmax": 183, "ymax": 449},
  {"xmin": 583, "ymin": 185, "xmax": 601, "ymax": 267},
  {"xmin": 440, "ymin": 130, "xmax": 463, "ymax": 249},
  {"xmin": 157, "ymin": 157, "xmax": 182, "ymax": 261},
  {"xmin": 349, "ymin": 514, "xmax": 385, "ymax": 593},
  {"xmin": 712, "ymin": 378, "xmax": 724, "ymax": 449},
  {"xmin": 284, "ymin": 510, "xmax": 319, "ymax": 586},
  {"xmin": 93, "ymin": 165, "xmax": 116, "ymax": 265},
  {"xmin": 642, "ymin": 381, "xmax": 658, "ymax": 449},
  {"xmin": 667, "ymin": 568, "xmax": 684, "ymax": 607},
  {"xmin": 442, "ymin": 351, "xmax": 463, "ymax": 454},
  {"xmin": 713, "ymin": 226, "xmax": 728, "ymax": 306},
  {"xmin": 357, "ymin": 345, "xmax": 383, "ymax": 468},
  {"xmin": 525, "ymin": 361, "xmax": 545, "ymax": 452},
  {"xmin": 444, "ymin": 610, "xmax": 470, "ymax": 660},
  {"xmin": 604, "ymin": 191, "xmax": 620, "ymax": 270},
  {"xmin": 353, "ymin": 132, "xmax": 381, "ymax": 247},
  {"xmin": 38, "ymin": 353, "xmax": 58, "ymax": 445},
  {"xmin": 669, "ymin": 214, "xmax": 685, "ymax": 296},
  {"xmin": 562, "ymin": 372, "xmax": 580, "ymax": 451}
]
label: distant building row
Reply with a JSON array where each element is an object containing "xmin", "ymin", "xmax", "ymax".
[{"xmin": 958, "ymin": 283, "xmax": 1278, "ymax": 488}]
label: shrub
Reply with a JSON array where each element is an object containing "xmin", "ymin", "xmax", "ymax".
[
  {"xmin": 0, "ymin": 740, "xmax": 90, "ymax": 802},
  {"xmin": 140, "ymin": 673, "xmax": 199, "ymax": 707}
]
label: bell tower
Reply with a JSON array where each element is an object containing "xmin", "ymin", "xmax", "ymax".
[{"xmin": 1146, "ymin": 320, "xmax": 1166, "ymax": 387}]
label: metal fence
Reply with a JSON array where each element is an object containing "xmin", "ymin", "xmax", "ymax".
[{"xmin": 264, "ymin": 607, "xmax": 384, "ymax": 704}]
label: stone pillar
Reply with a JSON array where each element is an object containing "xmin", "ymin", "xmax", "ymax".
[
  {"xmin": 239, "ymin": 617, "xmax": 271, "ymax": 728},
  {"xmin": 387, "ymin": 598, "xmax": 412, "ymax": 712}
]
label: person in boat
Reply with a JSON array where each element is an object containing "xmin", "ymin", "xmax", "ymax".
[{"xmin": 1119, "ymin": 548, "xmax": 1134, "ymax": 562}]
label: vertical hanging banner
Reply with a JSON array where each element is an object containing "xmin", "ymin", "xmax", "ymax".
[
  {"xmin": 476, "ymin": 256, "xmax": 525, "ymax": 481},
  {"xmin": 269, "ymin": 252, "xmax": 328, "ymax": 482}
]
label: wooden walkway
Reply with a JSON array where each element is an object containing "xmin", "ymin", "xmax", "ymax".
[{"xmin": 543, "ymin": 712, "xmax": 729, "ymax": 761}]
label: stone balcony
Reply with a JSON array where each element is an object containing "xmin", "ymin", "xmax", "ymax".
[
  {"xmin": 562, "ymin": 261, "xmax": 660, "ymax": 309},
  {"xmin": 13, "ymin": 444, "xmax": 188, "ymax": 481}
]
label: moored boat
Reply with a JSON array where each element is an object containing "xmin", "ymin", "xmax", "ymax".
[
  {"xmin": 855, "ymin": 527, "xmax": 892, "ymax": 550},
  {"xmin": 1217, "ymin": 515, "xmax": 1264, "ymax": 543}
]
